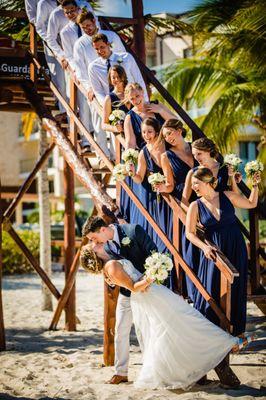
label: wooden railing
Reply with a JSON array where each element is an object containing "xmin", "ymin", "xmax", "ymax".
[
  {"xmin": 26, "ymin": 29, "xmax": 238, "ymax": 333},
  {"xmin": 0, "ymin": 8, "xmax": 264, "ymax": 358}
]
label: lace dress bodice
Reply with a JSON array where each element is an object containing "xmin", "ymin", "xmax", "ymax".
[{"xmin": 119, "ymin": 259, "xmax": 143, "ymax": 283}]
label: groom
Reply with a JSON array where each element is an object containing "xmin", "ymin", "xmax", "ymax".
[{"xmin": 82, "ymin": 216, "xmax": 157, "ymax": 384}]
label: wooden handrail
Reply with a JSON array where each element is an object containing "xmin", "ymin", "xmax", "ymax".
[{"xmin": 29, "ymin": 54, "xmax": 235, "ymax": 329}]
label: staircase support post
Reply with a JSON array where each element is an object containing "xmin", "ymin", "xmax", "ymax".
[
  {"xmin": 0, "ymin": 179, "xmax": 6, "ymax": 351},
  {"xmin": 131, "ymin": 0, "xmax": 146, "ymax": 63}
]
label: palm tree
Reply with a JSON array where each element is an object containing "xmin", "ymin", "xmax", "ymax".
[{"xmin": 160, "ymin": 0, "xmax": 266, "ymax": 153}]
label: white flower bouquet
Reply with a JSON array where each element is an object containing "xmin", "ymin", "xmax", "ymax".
[
  {"xmin": 244, "ymin": 160, "xmax": 264, "ymax": 179},
  {"xmin": 148, "ymin": 172, "xmax": 166, "ymax": 201},
  {"xmin": 224, "ymin": 153, "xmax": 242, "ymax": 171},
  {"xmin": 122, "ymin": 148, "xmax": 139, "ymax": 176},
  {"xmin": 112, "ymin": 163, "xmax": 128, "ymax": 181},
  {"xmin": 144, "ymin": 252, "xmax": 173, "ymax": 284},
  {"xmin": 109, "ymin": 109, "xmax": 126, "ymax": 126}
]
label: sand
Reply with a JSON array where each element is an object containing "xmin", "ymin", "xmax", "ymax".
[{"xmin": 0, "ymin": 271, "xmax": 265, "ymax": 400}]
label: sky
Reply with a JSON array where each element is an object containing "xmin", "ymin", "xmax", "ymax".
[{"xmin": 97, "ymin": 0, "xmax": 201, "ymax": 17}]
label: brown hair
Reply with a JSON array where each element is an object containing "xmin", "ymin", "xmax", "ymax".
[
  {"xmin": 92, "ymin": 33, "xmax": 109, "ymax": 45},
  {"xmin": 141, "ymin": 117, "xmax": 161, "ymax": 135},
  {"xmin": 80, "ymin": 245, "xmax": 103, "ymax": 274},
  {"xmin": 192, "ymin": 167, "xmax": 218, "ymax": 188},
  {"xmin": 61, "ymin": 0, "xmax": 77, "ymax": 7},
  {"xmin": 192, "ymin": 137, "xmax": 219, "ymax": 159},
  {"xmin": 76, "ymin": 10, "xmax": 95, "ymax": 24},
  {"xmin": 161, "ymin": 118, "xmax": 187, "ymax": 138},
  {"xmin": 108, "ymin": 65, "xmax": 128, "ymax": 88}
]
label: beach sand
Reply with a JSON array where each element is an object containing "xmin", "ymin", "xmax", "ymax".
[{"xmin": 0, "ymin": 272, "xmax": 265, "ymax": 400}]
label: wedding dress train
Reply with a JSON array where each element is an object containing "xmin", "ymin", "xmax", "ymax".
[{"xmin": 119, "ymin": 259, "xmax": 238, "ymax": 390}]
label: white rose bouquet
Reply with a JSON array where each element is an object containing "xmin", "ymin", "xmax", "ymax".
[
  {"xmin": 224, "ymin": 153, "xmax": 242, "ymax": 171},
  {"xmin": 112, "ymin": 163, "xmax": 128, "ymax": 181},
  {"xmin": 244, "ymin": 160, "xmax": 264, "ymax": 179},
  {"xmin": 148, "ymin": 172, "xmax": 166, "ymax": 202},
  {"xmin": 109, "ymin": 109, "xmax": 126, "ymax": 126},
  {"xmin": 122, "ymin": 148, "xmax": 139, "ymax": 176},
  {"xmin": 144, "ymin": 252, "xmax": 173, "ymax": 284}
]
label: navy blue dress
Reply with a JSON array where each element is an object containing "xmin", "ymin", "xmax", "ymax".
[
  {"xmin": 130, "ymin": 146, "xmax": 172, "ymax": 253},
  {"xmin": 166, "ymin": 149, "xmax": 198, "ymax": 293},
  {"xmin": 109, "ymin": 92, "xmax": 132, "ymax": 221},
  {"xmin": 184, "ymin": 163, "xmax": 229, "ymax": 300},
  {"xmin": 195, "ymin": 192, "xmax": 248, "ymax": 336}
]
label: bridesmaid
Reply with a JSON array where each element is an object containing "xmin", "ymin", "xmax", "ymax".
[
  {"xmin": 101, "ymin": 65, "xmax": 132, "ymax": 221},
  {"xmin": 186, "ymin": 167, "xmax": 260, "ymax": 336},
  {"xmin": 128, "ymin": 117, "xmax": 171, "ymax": 253},
  {"xmin": 155, "ymin": 119, "xmax": 197, "ymax": 293},
  {"xmin": 182, "ymin": 137, "xmax": 240, "ymax": 205},
  {"xmin": 102, "ymin": 65, "xmax": 132, "ymax": 155},
  {"xmin": 123, "ymin": 83, "xmax": 175, "ymax": 150}
]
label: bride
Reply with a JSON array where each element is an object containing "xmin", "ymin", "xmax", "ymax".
[{"xmin": 81, "ymin": 244, "xmax": 246, "ymax": 390}]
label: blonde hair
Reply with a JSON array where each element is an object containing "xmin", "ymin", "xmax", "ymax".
[
  {"xmin": 192, "ymin": 167, "xmax": 218, "ymax": 189},
  {"xmin": 80, "ymin": 245, "xmax": 103, "ymax": 274},
  {"xmin": 124, "ymin": 82, "xmax": 143, "ymax": 104}
]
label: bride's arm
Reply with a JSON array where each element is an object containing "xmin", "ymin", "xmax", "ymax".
[{"xmin": 105, "ymin": 260, "xmax": 151, "ymax": 292}]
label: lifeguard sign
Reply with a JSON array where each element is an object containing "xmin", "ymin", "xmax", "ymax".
[{"xmin": 0, "ymin": 52, "xmax": 48, "ymax": 79}]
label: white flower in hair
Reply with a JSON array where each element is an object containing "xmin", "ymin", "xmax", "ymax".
[{"xmin": 121, "ymin": 236, "xmax": 131, "ymax": 246}]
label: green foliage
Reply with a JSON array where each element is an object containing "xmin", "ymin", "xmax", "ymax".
[
  {"xmin": 2, "ymin": 230, "xmax": 40, "ymax": 275},
  {"xmin": 161, "ymin": 0, "xmax": 266, "ymax": 152}
]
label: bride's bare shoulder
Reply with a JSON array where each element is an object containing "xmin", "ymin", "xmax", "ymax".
[{"xmin": 105, "ymin": 259, "xmax": 123, "ymax": 274}]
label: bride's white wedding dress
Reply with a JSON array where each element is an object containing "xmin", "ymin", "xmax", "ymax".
[{"xmin": 119, "ymin": 259, "xmax": 238, "ymax": 390}]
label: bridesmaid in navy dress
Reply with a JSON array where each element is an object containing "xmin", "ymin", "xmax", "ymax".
[
  {"xmin": 186, "ymin": 167, "xmax": 260, "ymax": 335},
  {"xmin": 128, "ymin": 118, "xmax": 172, "ymax": 253},
  {"xmin": 181, "ymin": 138, "xmax": 241, "ymax": 301},
  {"xmin": 123, "ymin": 83, "xmax": 175, "ymax": 222},
  {"xmin": 123, "ymin": 83, "xmax": 175, "ymax": 150},
  {"xmin": 102, "ymin": 65, "xmax": 132, "ymax": 221},
  {"xmin": 155, "ymin": 119, "xmax": 197, "ymax": 292},
  {"xmin": 182, "ymin": 137, "xmax": 241, "ymax": 205}
]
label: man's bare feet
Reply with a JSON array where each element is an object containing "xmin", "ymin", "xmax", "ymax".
[{"xmin": 106, "ymin": 375, "xmax": 128, "ymax": 384}]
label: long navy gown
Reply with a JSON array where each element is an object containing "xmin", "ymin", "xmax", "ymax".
[
  {"xmin": 123, "ymin": 108, "xmax": 165, "ymax": 223},
  {"xmin": 184, "ymin": 163, "xmax": 229, "ymax": 300},
  {"xmin": 166, "ymin": 149, "xmax": 198, "ymax": 293},
  {"xmin": 109, "ymin": 92, "xmax": 132, "ymax": 221},
  {"xmin": 130, "ymin": 145, "xmax": 172, "ymax": 253},
  {"xmin": 194, "ymin": 192, "xmax": 248, "ymax": 336}
]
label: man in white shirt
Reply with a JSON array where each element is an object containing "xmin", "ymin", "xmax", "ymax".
[
  {"xmin": 73, "ymin": 11, "xmax": 126, "ymax": 156},
  {"xmin": 35, "ymin": 0, "xmax": 67, "ymax": 113},
  {"xmin": 25, "ymin": 0, "xmax": 39, "ymax": 25},
  {"xmin": 88, "ymin": 33, "xmax": 148, "ymax": 106},
  {"xmin": 60, "ymin": 0, "xmax": 95, "ymax": 150},
  {"xmin": 47, "ymin": 0, "xmax": 96, "ymax": 68}
]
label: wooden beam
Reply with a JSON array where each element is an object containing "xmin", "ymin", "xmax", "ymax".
[
  {"xmin": 0, "ymin": 180, "xmax": 6, "ymax": 351},
  {"xmin": 4, "ymin": 223, "xmax": 61, "ymax": 300},
  {"xmin": 4, "ymin": 143, "xmax": 56, "ymax": 220},
  {"xmin": 131, "ymin": 0, "xmax": 146, "ymax": 63},
  {"xmin": 49, "ymin": 249, "xmax": 81, "ymax": 330},
  {"xmin": 249, "ymin": 209, "xmax": 260, "ymax": 293},
  {"xmin": 104, "ymin": 282, "xmax": 119, "ymax": 366}
]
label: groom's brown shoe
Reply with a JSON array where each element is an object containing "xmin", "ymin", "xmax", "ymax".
[{"xmin": 107, "ymin": 375, "xmax": 128, "ymax": 384}]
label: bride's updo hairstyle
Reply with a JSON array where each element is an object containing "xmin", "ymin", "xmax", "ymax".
[
  {"xmin": 192, "ymin": 167, "xmax": 218, "ymax": 189},
  {"xmin": 161, "ymin": 118, "xmax": 187, "ymax": 138},
  {"xmin": 192, "ymin": 137, "xmax": 219, "ymax": 159},
  {"xmin": 80, "ymin": 245, "xmax": 103, "ymax": 274}
]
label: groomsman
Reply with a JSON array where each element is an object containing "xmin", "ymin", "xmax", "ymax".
[
  {"xmin": 25, "ymin": 0, "xmax": 39, "ymax": 25},
  {"xmin": 60, "ymin": 0, "xmax": 95, "ymax": 150},
  {"xmin": 88, "ymin": 33, "xmax": 148, "ymax": 106},
  {"xmin": 83, "ymin": 217, "xmax": 157, "ymax": 384},
  {"xmin": 35, "ymin": 0, "xmax": 67, "ymax": 114},
  {"xmin": 46, "ymin": 0, "xmax": 94, "ymax": 69},
  {"xmin": 73, "ymin": 11, "xmax": 126, "ymax": 158}
]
